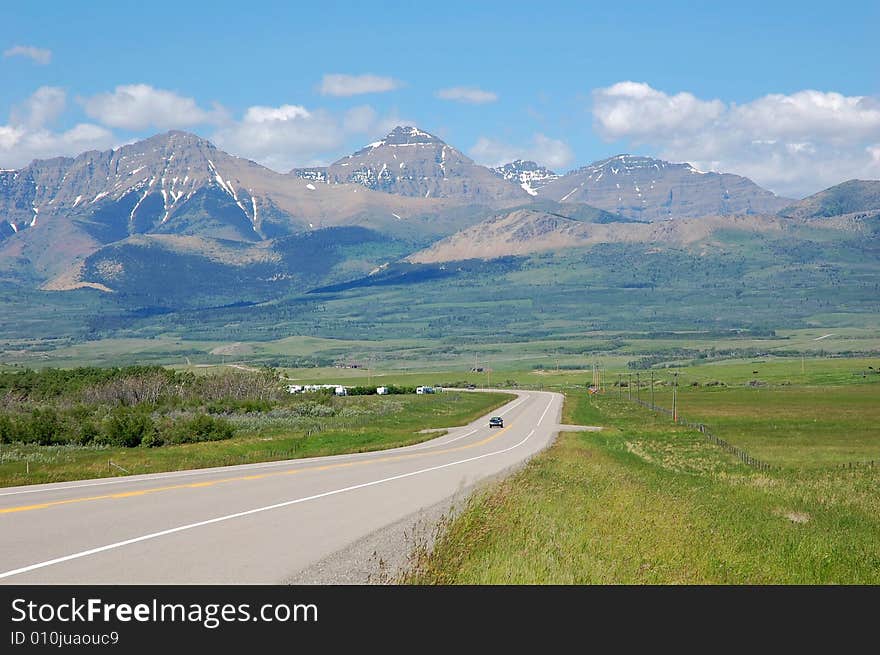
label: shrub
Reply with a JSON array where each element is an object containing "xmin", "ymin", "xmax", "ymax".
[
  {"xmin": 101, "ymin": 406, "xmax": 155, "ymax": 447},
  {"xmin": 347, "ymin": 386, "xmax": 377, "ymax": 396},
  {"xmin": 162, "ymin": 415, "xmax": 234, "ymax": 445},
  {"xmin": 205, "ymin": 399, "xmax": 274, "ymax": 414},
  {"xmin": 288, "ymin": 401, "xmax": 336, "ymax": 418},
  {"xmin": 0, "ymin": 414, "xmax": 15, "ymax": 444},
  {"xmin": 76, "ymin": 420, "xmax": 100, "ymax": 445},
  {"xmin": 25, "ymin": 408, "xmax": 61, "ymax": 446},
  {"xmin": 385, "ymin": 385, "xmax": 416, "ymax": 395}
]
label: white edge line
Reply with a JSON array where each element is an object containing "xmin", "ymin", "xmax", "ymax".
[
  {"xmin": 0, "ymin": 397, "xmax": 555, "ymax": 581},
  {"xmin": 0, "ymin": 394, "xmax": 529, "ymax": 498}
]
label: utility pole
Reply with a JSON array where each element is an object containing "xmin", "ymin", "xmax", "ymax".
[
  {"xmin": 636, "ymin": 372, "xmax": 640, "ymax": 403},
  {"xmin": 628, "ymin": 373, "xmax": 632, "ymax": 400},
  {"xmin": 618, "ymin": 374, "xmax": 621, "ymax": 399},
  {"xmin": 651, "ymin": 370, "xmax": 655, "ymax": 408},
  {"xmin": 672, "ymin": 371, "xmax": 678, "ymax": 423}
]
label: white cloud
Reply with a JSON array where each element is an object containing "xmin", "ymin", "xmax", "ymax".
[
  {"xmin": 10, "ymin": 86, "xmax": 66, "ymax": 129},
  {"xmin": 0, "ymin": 86, "xmax": 115, "ymax": 168},
  {"xmin": 593, "ymin": 81, "xmax": 725, "ymax": 140},
  {"xmin": 342, "ymin": 105, "xmax": 378, "ymax": 133},
  {"xmin": 242, "ymin": 104, "xmax": 310, "ymax": 123},
  {"xmin": 0, "ymin": 123, "xmax": 115, "ymax": 168},
  {"xmin": 81, "ymin": 84, "xmax": 220, "ymax": 130},
  {"xmin": 213, "ymin": 104, "xmax": 338, "ymax": 170},
  {"xmin": 3, "ymin": 45, "xmax": 52, "ymax": 65},
  {"xmin": 591, "ymin": 81, "xmax": 880, "ymax": 197},
  {"xmin": 0, "ymin": 84, "xmax": 407, "ymax": 171},
  {"xmin": 212, "ymin": 102, "xmax": 404, "ymax": 171},
  {"xmin": 470, "ymin": 133, "xmax": 574, "ymax": 170},
  {"xmin": 436, "ymin": 86, "xmax": 498, "ymax": 104},
  {"xmin": 319, "ymin": 74, "xmax": 402, "ymax": 97}
]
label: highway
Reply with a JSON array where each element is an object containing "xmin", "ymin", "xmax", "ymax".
[{"xmin": 0, "ymin": 389, "xmax": 573, "ymax": 584}]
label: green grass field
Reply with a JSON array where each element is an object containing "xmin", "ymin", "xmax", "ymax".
[
  {"xmin": 646, "ymin": 384, "xmax": 879, "ymax": 467},
  {"xmin": 404, "ymin": 360, "xmax": 880, "ymax": 584},
  {"xmin": 0, "ymin": 391, "xmax": 512, "ymax": 488},
  {"xmin": 279, "ymin": 355, "xmax": 880, "ymax": 393}
]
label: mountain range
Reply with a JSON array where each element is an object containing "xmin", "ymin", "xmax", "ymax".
[
  {"xmin": 1, "ymin": 125, "xmax": 878, "ymax": 311},
  {"xmin": 538, "ymin": 154, "xmax": 791, "ymax": 219},
  {"xmin": 291, "ymin": 126, "xmax": 526, "ymax": 204}
]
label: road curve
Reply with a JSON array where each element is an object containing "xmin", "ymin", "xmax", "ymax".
[{"xmin": 0, "ymin": 389, "xmax": 565, "ymax": 584}]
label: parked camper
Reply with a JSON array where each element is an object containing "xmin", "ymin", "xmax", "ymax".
[
  {"xmin": 376, "ymin": 386, "xmax": 389, "ymax": 395},
  {"xmin": 296, "ymin": 384, "xmax": 346, "ymax": 394}
]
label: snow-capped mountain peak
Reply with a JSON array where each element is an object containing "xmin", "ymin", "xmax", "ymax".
[
  {"xmin": 297, "ymin": 126, "xmax": 528, "ymax": 203},
  {"xmin": 347, "ymin": 126, "xmax": 446, "ymax": 158},
  {"xmin": 492, "ymin": 160, "xmax": 559, "ymax": 196}
]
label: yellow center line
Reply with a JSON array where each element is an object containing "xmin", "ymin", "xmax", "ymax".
[{"xmin": 0, "ymin": 423, "xmax": 516, "ymax": 515}]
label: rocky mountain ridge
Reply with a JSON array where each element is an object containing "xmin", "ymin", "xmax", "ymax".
[{"xmin": 538, "ymin": 154, "xmax": 792, "ymax": 220}]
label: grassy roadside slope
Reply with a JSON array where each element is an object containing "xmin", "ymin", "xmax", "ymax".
[
  {"xmin": 0, "ymin": 392, "xmax": 512, "ymax": 488},
  {"xmin": 404, "ymin": 391, "xmax": 880, "ymax": 584}
]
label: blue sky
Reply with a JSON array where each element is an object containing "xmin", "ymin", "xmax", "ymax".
[{"xmin": 2, "ymin": 0, "xmax": 879, "ymax": 196}]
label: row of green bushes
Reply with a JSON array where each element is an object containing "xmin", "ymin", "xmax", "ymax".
[{"xmin": 0, "ymin": 407, "xmax": 234, "ymax": 448}]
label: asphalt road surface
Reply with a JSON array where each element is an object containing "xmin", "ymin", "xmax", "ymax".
[{"xmin": 0, "ymin": 389, "xmax": 572, "ymax": 583}]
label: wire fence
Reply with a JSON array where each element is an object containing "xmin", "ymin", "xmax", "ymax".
[
  {"xmin": 624, "ymin": 395, "xmax": 774, "ymax": 472},
  {"xmin": 837, "ymin": 460, "xmax": 876, "ymax": 470}
]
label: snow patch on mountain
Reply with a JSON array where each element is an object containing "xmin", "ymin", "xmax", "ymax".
[{"xmin": 492, "ymin": 160, "xmax": 559, "ymax": 195}]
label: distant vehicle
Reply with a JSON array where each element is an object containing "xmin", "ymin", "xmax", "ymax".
[
  {"xmin": 291, "ymin": 384, "xmax": 341, "ymax": 394},
  {"xmin": 376, "ymin": 386, "xmax": 389, "ymax": 395},
  {"xmin": 334, "ymin": 386, "xmax": 348, "ymax": 396},
  {"xmin": 466, "ymin": 384, "xmax": 476, "ymax": 390},
  {"xmin": 489, "ymin": 416, "xmax": 503, "ymax": 428},
  {"xmin": 416, "ymin": 386, "xmax": 435, "ymax": 395}
]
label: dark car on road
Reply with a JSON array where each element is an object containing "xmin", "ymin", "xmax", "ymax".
[{"xmin": 489, "ymin": 416, "xmax": 504, "ymax": 428}]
